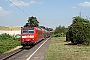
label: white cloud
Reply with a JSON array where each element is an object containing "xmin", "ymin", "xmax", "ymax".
[
  {"xmin": 30, "ymin": 0, "xmax": 37, "ymax": 4},
  {"xmin": 72, "ymin": 6, "xmax": 76, "ymax": 8},
  {"xmin": 0, "ymin": 7, "xmax": 13, "ymax": 16},
  {"xmin": 9, "ymin": 0, "xmax": 43, "ymax": 6},
  {"xmin": 0, "ymin": 7, "xmax": 3, "ymax": 11},
  {"xmin": 78, "ymin": 1, "xmax": 90, "ymax": 7},
  {"xmin": 10, "ymin": 0, "xmax": 29, "ymax": 6}
]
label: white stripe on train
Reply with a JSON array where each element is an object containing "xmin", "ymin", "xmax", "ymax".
[{"xmin": 22, "ymin": 36, "xmax": 34, "ymax": 38}]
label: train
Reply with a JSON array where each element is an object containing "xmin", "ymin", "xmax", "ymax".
[{"xmin": 21, "ymin": 27, "xmax": 50, "ymax": 47}]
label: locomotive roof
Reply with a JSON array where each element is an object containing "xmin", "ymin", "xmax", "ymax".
[{"xmin": 21, "ymin": 27, "xmax": 49, "ymax": 32}]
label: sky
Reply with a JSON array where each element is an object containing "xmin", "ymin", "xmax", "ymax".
[{"xmin": 0, "ymin": 0, "xmax": 90, "ymax": 29}]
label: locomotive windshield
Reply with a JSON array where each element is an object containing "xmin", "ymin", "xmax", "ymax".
[
  {"xmin": 28, "ymin": 30, "xmax": 34, "ymax": 34},
  {"xmin": 22, "ymin": 30, "xmax": 28, "ymax": 34},
  {"xmin": 22, "ymin": 28, "xmax": 34, "ymax": 34}
]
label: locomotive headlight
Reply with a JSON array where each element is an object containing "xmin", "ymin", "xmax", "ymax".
[
  {"xmin": 22, "ymin": 36, "xmax": 26, "ymax": 38},
  {"xmin": 32, "ymin": 39, "xmax": 34, "ymax": 41}
]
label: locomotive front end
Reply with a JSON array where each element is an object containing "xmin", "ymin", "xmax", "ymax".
[{"xmin": 21, "ymin": 27, "xmax": 35, "ymax": 46}]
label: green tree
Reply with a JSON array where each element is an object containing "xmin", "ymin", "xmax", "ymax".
[
  {"xmin": 53, "ymin": 25, "xmax": 68, "ymax": 37},
  {"xmin": 45, "ymin": 27, "xmax": 53, "ymax": 31},
  {"xmin": 39, "ymin": 26, "xmax": 46, "ymax": 29},
  {"xmin": 40, "ymin": 26, "xmax": 53, "ymax": 31},
  {"xmin": 54, "ymin": 25, "xmax": 67, "ymax": 34},
  {"xmin": 24, "ymin": 16, "xmax": 39, "ymax": 27},
  {"xmin": 66, "ymin": 16, "xmax": 90, "ymax": 45}
]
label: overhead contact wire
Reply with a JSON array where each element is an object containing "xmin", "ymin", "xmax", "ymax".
[
  {"xmin": 17, "ymin": 0, "xmax": 33, "ymax": 16},
  {"xmin": 8, "ymin": 0, "xmax": 29, "ymax": 16}
]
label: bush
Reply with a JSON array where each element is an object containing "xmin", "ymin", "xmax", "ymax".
[
  {"xmin": 66, "ymin": 16, "xmax": 90, "ymax": 45},
  {"xmin": 0, "ymin": 33, "xmax": 20, "ymax": 54},
  {"xmin": 0, "ymin": 33, "xmax": 12, "ymax": 40}
]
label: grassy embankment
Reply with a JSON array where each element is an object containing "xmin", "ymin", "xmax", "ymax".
[
  {"xmin": 44, "ymin": 37, "xmax": 90, "ymax": 60},
  {"xmin": 0, "ymin": 33, "xmax": 20, "ymax": 54}
]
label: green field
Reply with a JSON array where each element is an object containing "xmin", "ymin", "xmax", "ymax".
[{"xmin": 44, "ymin": 37, "xmax": 90, "ymax": 60}]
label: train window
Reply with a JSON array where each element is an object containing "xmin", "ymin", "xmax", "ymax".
[
  {"xmin": 23, "ymin": 28, "xmax": 34, "ymax": 30},
  {"xmin": 29, "ymin": 28, "xmax": 34, "ymax": 30},
  {"xmin": 22, "ymin": 30, "xmax": 28, "ymax": 34},
  {"xmin": 22, "ymin": 28, "xmax": 34, "ymax": 34},
  {"xmin": 23, "ymin": 28, "xmax": 28, "ymax": 30},
  {"xmin": 29, "ymin": 31, "xmax": 34, "ymax": 34}
]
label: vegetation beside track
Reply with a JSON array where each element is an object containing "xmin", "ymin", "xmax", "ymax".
[
  {"xmin": 66, "ymin": 16, "xmax": 90, "ymax": 45},
  {"xmin": 0, "ymin": 33, "xmax": 20, "ymax": 54},
  {"xmin": 44, "ymin": 37, "xmax": 90, "ymax": 60},
  {"xmin": 52, "ymin": 25, "xmax": 68, "ymax": 37}
]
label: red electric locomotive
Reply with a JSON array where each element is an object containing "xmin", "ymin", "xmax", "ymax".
[{"xmin": 21, "ymin": 27, "xmax": 49, "ymax": 47}]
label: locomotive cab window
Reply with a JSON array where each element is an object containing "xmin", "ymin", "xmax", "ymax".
[
  {"xmin": 22, "ymin": 28, "xmax": 34, "ymax": 34},
  {"xmin": 28, "ymin": 30, "xmax": 34, "ymax": 34},
  {"xmin": 28, "ymin": 28, "xmax": 34, "ymax": 34},
  {"xmin": 29, "ymin": 28, "xmax": 34, "ymax": 30},
  {"xmin": 22, "ymin": 30, "xmax": 28, "ymax": 34}
]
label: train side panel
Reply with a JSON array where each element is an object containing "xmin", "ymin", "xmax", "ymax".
[{"xmin": 35, "ymin": 28, "xmax": 42, "ymax": 43}]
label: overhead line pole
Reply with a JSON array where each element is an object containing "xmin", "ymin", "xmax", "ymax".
[{"xmin": 79, "ymin": 11, "xmax": 83, "ymax": 18}]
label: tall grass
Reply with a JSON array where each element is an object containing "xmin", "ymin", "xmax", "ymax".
[{"xmin": 44, "ymin": 37, "xmax": 90, "ymax": 60}]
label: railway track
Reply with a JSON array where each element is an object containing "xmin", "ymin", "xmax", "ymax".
[
  {"xmin": 0, "ymin": 47, "xmax": 23, "ymax": 60},
  {"xmin": 0, "ymin": 37, "xmax": 50, "ymax": 60}
]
